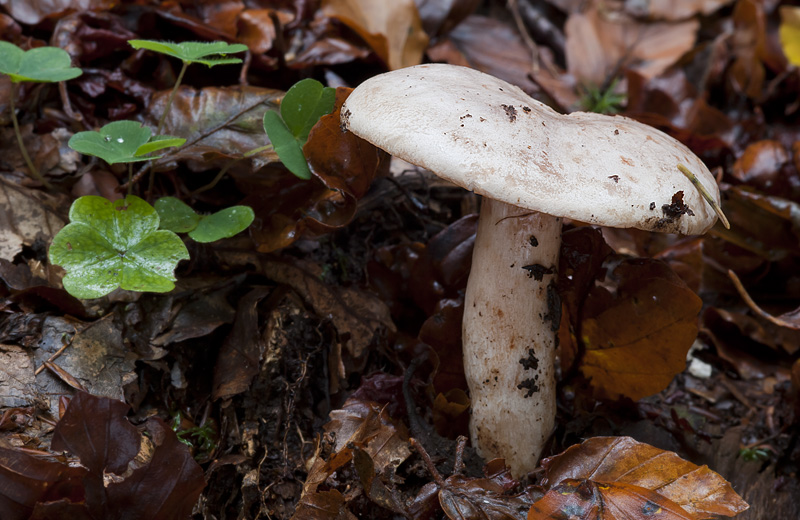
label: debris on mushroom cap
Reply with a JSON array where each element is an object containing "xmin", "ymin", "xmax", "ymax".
[{"xmin": 341, "ymin": 64, "xmax": 721, "ymax": 235}]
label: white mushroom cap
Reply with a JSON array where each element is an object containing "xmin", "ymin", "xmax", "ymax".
[{"xmin": 342, "ymin": 64, "xmax": 719, "ymax": 235}]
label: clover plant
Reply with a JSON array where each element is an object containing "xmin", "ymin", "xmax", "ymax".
[
  {"xmin": 263, "ymin": 78, "xmax": 336, "ymax": 180},
  {"xmin": 154, "ymin": 197, "xmax": 254, "ymax": 243},
  {"xmin": 49, "ymin": 195, "xmax": 190, "ymax": 299},
  {"xmin": 128, "ymin": 40, "xmax": 248, "ymax": 133},
  {"xmin": 0, "ymin": 41, "xmax": 82, "ymax": 188}
]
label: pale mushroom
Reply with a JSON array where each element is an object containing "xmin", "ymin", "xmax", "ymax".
[{"xmin": 341, "ymin": 64, "xmax": 722, "ymax": 477}]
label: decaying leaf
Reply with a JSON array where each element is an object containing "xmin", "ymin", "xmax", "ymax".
[
  {"xmin": 565, "ymin": 6, "xmax": 699, "ymax": 85},
  {"xmin": 580, "ymin": 259, "xmax": 702, "ymax": 400},
  {"xmin": 0, "ymin": 179, "xmax": 65, "ymax": 262},
  {"xmin": 540, "ymin": 437, "xmax": 748, "ymax": 518},
  {"xmin": 294, "ymin": 397, "xmax": 410, "ymax": 519},
  {"xmin": 321, "ymin": 0, "xmax": 429, "ymax": 70}
]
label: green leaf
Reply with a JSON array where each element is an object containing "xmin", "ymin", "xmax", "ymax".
[
  {"xmin": 189, "ymin": 206, "xmax": 255, "ymax": 243},
  {"xmin": 262, "ymin": 79, "xmax": 335, "ymax": 179},
  {"xmin": 0, "ymin": 41, "xmax": 82, "ymax": 83},
  {"xmin": 128, "ymin": 40, "xmax": 248, "ymax": 67},
  {"xmin": 135, "ymin": 135, "xmax": 187, "ymax": 156},
  {"xmin": 49, "ymin": 196, "xmax": 189, "ymax": 299},
  {"xmin": 155, "ymin": 197, "xmax": 201, "ymax": 233},
  {"xmin": 280, "ymin": 78, "xmax": 337, "ymax": 145},
  {"xmin": 263, "ymin": 111, "xmax": 311, "ymax": 179},
  {"xmin": 155, "ymin": 198, "xmax": 254, "ymax": 242},
  {"xmin": 68, "ymin": 121, "xmax": 183, "ymax": 165}
]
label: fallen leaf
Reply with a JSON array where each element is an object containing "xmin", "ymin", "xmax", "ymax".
[
  {"xmin": 0, "ymin": 447, "xmax": 88, "ymax": 520},
  {"xmin": 565, "ymin": 6, "xmax": 698, "ymax": 85},
  {"xmin": 238, "ymin": 8, "xmax": 294, "ymax": 54},
  {"xmin": 1, "ymin": 0, "xmax": 116, "ymax": 25},
  {"xmin": 0, "ymin": 179, "xmax": 65, "ymax": 262},
  {"xmin": 528, "ymin": 479, "xmax": 695, "ymax": 520},
  {"xmin": 580, "ymin": 259, "xmax": 702, "ymax": 400},
  {"xmin": 321, "ymin": 0, "xmax": 429, "ymax": 70},
  {"xmin": 261, "ymin": 258, "xmax": 396, "ymax": 360},
  {"xmin": 624, "ymin": 0, "xmax": 734, "ymax": 22},
  {"xmin": 427, "ymin": 15, "xmax": 539, "ymax": 95},
  {"xmin": 539, "ymin": 437, "xmax": 749, "ymax": 518}
]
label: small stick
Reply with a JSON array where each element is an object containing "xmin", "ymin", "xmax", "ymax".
[
  {"xmin": 727, "ymin": 269, "xmax": 800, "ymax": 330},
  {"xmin": 677, "ymin": 163, "xmax": 730, "ymax": 229}
]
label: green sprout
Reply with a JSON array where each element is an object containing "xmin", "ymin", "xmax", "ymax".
[
  {"xmin": 739, "ymin": 446, "xmax": 771, "ymax": 462},
  {"xmin": 172, "ymin": 413, "xmax": 218, "ymax": 459},
  {"xmin": 154, "ymin": 196, "xmax": 254, "ymax": 243},
  {"xmin": 263, "ymin": 78, "xmax": 336, "ymax": 180},
  {"xmin": 128, "ymin": 40, "xmax": 248, "ymax": 134},
  {"xmin": 0, "ymin": 41, "xmax": 82, "ymax": 189},
  {"xmin": 579, "ymin": 77, "xmax": 626, "ymax": 115}
]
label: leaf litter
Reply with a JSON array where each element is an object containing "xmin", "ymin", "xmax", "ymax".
[{"xmin": 3, "ymin": 0, "xmax": 800, "ymax": 518}]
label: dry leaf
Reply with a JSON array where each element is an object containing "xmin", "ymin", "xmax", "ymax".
[
  {"xmin": 580, "ymin": 259, "xmax": 702, "ymax": 400},
  {"xmin": 540, "ymin": 437, "xmax": 748, "ymax": 518},
  {"xmin": 0, "ymin": 179, "xmax": 65, "ymax": 262},
  {"xmin": 321, "ymin": 0, "xmax": 429, "ymax": 69},
  {"xmin": 624, "ymin": 0, "xmax": 734, "ymax": 22},
  {"xmin": 565, "ymin": 6, "xmax": 698, "ymax": 85}
]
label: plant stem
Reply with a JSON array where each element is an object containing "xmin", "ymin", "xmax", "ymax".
[
  {"xmin": 9, "ymin": 84, "xmax": 52, "ymax": 189},
  {"xmin": 157, "ymin": 60, "xmax": 188, "ymax": 135},
  {"xmin": 127, "ymin": 163, "xmax": 133, "ymax": 197}
]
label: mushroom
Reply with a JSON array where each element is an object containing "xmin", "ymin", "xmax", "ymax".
[{"xmin": 341, "ymin": 64, "xmax": 722, "ymax": 477}]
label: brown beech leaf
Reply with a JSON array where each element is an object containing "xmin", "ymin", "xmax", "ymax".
[
  {"xmin": 540, "ymin": 437, "xmax": 748, "ymax": 519},
  {"xmin": 144, "ymin": 85, "xmax": 282, "ymax": 171},
  {"xmin": 237, "ymin": 8, "xmax": 294, "ymax": 53},
  {"xmin": 415, "ymin": 0, "xmax": 480, "ymax": 37},
  {"xmin": 427, "ymin": 15, "xmax": 539, "ymax": 95},
  {"xmin": 565, "ymin": 6, "xmax": 698, "ymax": 85},
  {"xmin": 528, "ymin": 479, "xmax": 695, "ymax": 520},
  {"xmin": 439, "ymin": 460, "xmax": 540, "ymax": 520},
  {"xmin": 321, "ymin": 0, "xmax": 429, "ymax": 69},
  {"xmin": 0, "ymin": 447, "xmax": 88, "ymax": 520},
  {"xmin": 1, "ymin": 0, "xmax": 116, "ymax": 25},
  {"xmin": 624, "ymin": 0, "xmax": 734, "ymax": 21},
  {"xmin": 0, "ymin": 179, "xmax": 66, "ymax": 262},
  {"xmin": 296, "ymin": 398, "xmax": 410, "ymax": 519},
  {"xmin": 580, "ymin": 259, "xmax": 702, "ymax": 400},
  {"xmin": 261, "ymin": 258, "xmax": 396, "ymax": 361},
  {"xmin": 244, "ymin": 88, "xmax": 386, "ymax": 253}
]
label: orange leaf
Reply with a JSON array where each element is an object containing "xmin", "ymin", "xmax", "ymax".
[
  {"xmin": 540, "ymin": 437, "xmax": 748, "ymax": 518},
  {"xmin": 528, "ymin": 479, "xmax": 695, "ymax": 520},
  {"xmin": 580, "ymin": 259, "xmax": 702, "ymax": 400},
  {"xmin": 321, "ymin": 0, "xmax": 428, "ymax": 70}
]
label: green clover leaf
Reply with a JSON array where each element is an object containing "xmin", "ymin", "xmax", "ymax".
[
  {"xmin": 68, "ymin": 121, "xmax": 185, "ymax": 165},
  {"xmin": 263, "ymin": 78, "xmax": 335, "ymax": 180},
  {"xmin": 154, "ymin": 197, "xmax": 254, "ymax": 243},
  {"xmin": 128, "ymin": 40, "xmax": 248, "ymax": 67},
  {"xmin": 49, "ymin": 196, "xmax": 190, "ymax": 299},
  {"xmin": 0, "ymin": 41, "xmax": 82, "ymax": 83}
]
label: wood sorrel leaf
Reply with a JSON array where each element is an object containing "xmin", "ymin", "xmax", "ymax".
[
  {"xmin": 188, "ymin": 205, "xmax": 255, "ymax": 243},
  {"xmin": 154, "ymin": 197, "xmax": 201, "ymax": 233},
  {"xmin": 263, "ymin": 78, "xmax": 336, "ymax": 180},
  {"xmin": 0, "ymin": 41, "xmax": 82, "ymax": 83},
  {"xmin": 68, "ymin": 121, "xmax": 184, "ymax": 164},
  {"xmin": 155, "ymin": 197, "xmax": 254, "ymax": 242},
  {"xmin": 128, "ymin": 40, "xmax": 248, "ymax": 67},
  {"xmin": 49, "ymin": 196, "xmax": 189, "ymax": 299}
]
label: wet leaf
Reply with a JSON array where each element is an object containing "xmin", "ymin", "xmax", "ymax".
[
  {"xmin": 49, "ymin": 195, "xmax": 190, "ymax": 299},
  {"xmin": 0, "ymin": 179, "xmax": 65, "ymax": 262},
  {"xmin": 155, "ymin": 197, "xmax": 254, "ymax": 242},
  {"xmin": 528, "ymin": 479, "xmax": 695, "ymax": 520},
  {"xmin": 580, "ymin": 259, "xmax": 702, "ymax": 400},
  {"xmin": 263, "ymin": 78, "xmax": 336, "ymax": 179},
  {"xmin": 128, "ymin": 39, "xmax": 248, "ymax": 67},
  {"xmin": 0, "ymin": 41, "xmax": 82, "ymax": 83},
  {"xmin": 565, "ymin": 6, "xmax": 698, "ymax": 85},
  {"xmin": 0, "ymin": 447, "xmax": 88, "ymax": 520},
  {"xmin": 68, "ymin": 121, "xmax": 185, "ymax": 165},
  {"xmin": 0, "ymin": 0, "xmax": 115, "ymax": 25},
  {"xmin": 321, "ymin": 0, "xmax": 429, "ymax": 70},
  {"xmin": 539, "ymin": 437, "xmax": 749, "ymax": 518},
  {"xmin": 51, "ymin": 391, "xmax": 139, "ymax": 475}
]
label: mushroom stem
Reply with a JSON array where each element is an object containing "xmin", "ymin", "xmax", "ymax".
[{"xmin": 463, "ymin": 197, "xmax": 561, "ymax": 477}]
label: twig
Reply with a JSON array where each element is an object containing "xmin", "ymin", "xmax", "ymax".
[
  {"xmin": 727, "ymin": 269, "xmax": 800, "ymax": 330},
  {"xmin": 677, "ymin": 164, "xmax": 730, "ymax": 229}
]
